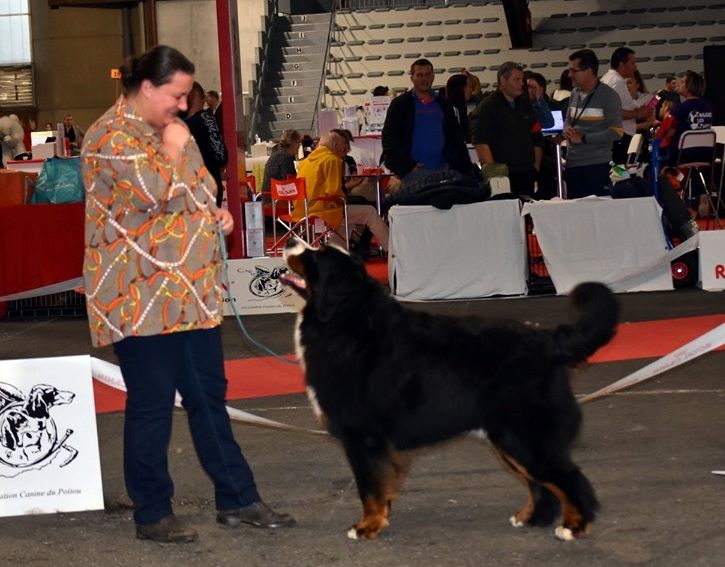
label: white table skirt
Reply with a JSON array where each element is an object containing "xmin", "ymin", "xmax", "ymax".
[
  {"xmin": 388, "ymin": 199, "xmax": 527, "ymax": 300},
  {"xmin": 522, "ymin": 196, "xmax": 674, "ymax": 294}
]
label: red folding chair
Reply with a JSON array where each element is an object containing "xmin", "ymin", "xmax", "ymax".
[
  {"xmin": 268, "ymin": 177, "xmax": 350, "ymax": 255},
  {"xmin": 268, "ymin": 177, "xmax": 310, "ymax": 256}
]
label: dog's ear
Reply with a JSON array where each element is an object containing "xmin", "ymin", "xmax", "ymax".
[
  {"xmin": 27, "ymin": 388, "xmax": 43, "ymax": 414},
  {"xmin": 311, "ymin": 248, "xmax": 362, "ymax": 324},
  {"xmin": 25, "ymin": 385, "xmax": 53, "ymax": 417}
]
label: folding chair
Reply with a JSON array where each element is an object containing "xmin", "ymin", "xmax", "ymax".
[
  {"xmin": 268, "ymin": 177, "xmax": 310, "ymax": 256},
  {"xmin": 625, "ymin": 133, "xmax": 643, "ymax": 168},
  {"xmin": 268, "ymin": 177, "xmax": 350, "ymax": 256},
  {"xmin": 712, "ymin": 125, "xmax": 725, "ymax": 221},
  {"xmin": 676, "ymin": 129, "xmax": 721, "ymax": 226}
]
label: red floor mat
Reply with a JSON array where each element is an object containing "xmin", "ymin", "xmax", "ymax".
[
  {"xmin": 589, "ymin": 314, "xmax": 725, "ymax": 363},
  {"xmin": 92, "ymin": 315, "xmax": 724, "ymax": 414},
  {"xmin": 365, "ymin": 258, "xmax": 388, "ymax": 284}
]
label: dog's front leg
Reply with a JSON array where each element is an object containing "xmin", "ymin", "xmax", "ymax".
[
  {"xmin": 385, "ymin": 448, "xmax": 412, "ymax": 511},
  {"xmin": 342, "ymin": 432, "xmax": 391, "ymax": 540},
  {"xmin": 348, "ymin": 495, "xmax": 390, "ymax": 540}
]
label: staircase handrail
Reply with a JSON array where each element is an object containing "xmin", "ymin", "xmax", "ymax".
[
  {"xmin": 247, "ymin": 0, "xmax": 279, "ymax": 148},
  {"xmin": 309, "ymin": 1, "xmax": 339, "ymax": 135}
]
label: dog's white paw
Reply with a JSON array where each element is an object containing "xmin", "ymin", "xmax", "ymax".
[
  {"xmin": 347, "ymin": 527, "xmax": 360, "ymax": 540},
  {"xmin": 554, "ymin": 526, "xmax": 575, "ymax": 541},
  {"xmin": 509, "ymin": 515, "xmax": 525, "ymax": 528}
]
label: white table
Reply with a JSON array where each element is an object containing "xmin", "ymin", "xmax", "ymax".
[
  {"xmin": 522, "ymin": 197, "xmax": 674, "ymax": 294},
  {"xmin": 388, "ymin": 199, "xmax": 527, "ymax": 300}
]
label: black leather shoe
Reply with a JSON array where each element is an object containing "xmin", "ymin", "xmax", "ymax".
[
  {"xmin": 136, "ymin": 515, "xmax": 198, "ymax": 543},
  {"xmin": 216, "ymin": 501, "xmax": 296, "ymax": 528}
]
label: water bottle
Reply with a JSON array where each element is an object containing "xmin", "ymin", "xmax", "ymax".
[{"xmin": 610, "ymin": 161, "xmax": 629, "ymax": 179}]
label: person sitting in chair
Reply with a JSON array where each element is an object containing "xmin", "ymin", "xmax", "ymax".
[
  {"xmin": 657, "ymin": 70, "xmax": 714, "ymax": 218},
  {"xmin": 293, "ymin": 131, "xmax": 389, "ymax": 253}
]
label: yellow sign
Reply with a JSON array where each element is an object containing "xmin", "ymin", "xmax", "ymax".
[{"xmin": 110, "ymin": 68, "xmax": 121, "ymax": 79}]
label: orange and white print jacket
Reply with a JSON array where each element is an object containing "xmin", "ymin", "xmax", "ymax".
[{"xmin": 81, "ymin": 96, "xmax": 224, "ymax": 347}]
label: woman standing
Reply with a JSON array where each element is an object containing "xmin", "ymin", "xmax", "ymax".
[
  {"xmin": 444, "ymin": 73, "xmax": 473, "ymax": 142},
  {"xmin": 627, "ymin": 71, "xmax": 655, "ymax": 133},
  {"xmin": 81, "ymin": 45, "xmax": 294, "ymax": 543}
]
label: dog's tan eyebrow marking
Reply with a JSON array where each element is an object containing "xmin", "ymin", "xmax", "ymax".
[{"xmin": 286, "ymin": 254, "xmax": 306, "ymax": 278}]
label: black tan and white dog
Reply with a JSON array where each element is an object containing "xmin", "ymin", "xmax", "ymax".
[{"xmin": 281, "ymin": 240, "xmax": 619, "ymax": 541}]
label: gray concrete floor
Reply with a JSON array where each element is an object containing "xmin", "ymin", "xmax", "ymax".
[{"xmin": 0, "ymin": 288, "xmax": 724, "ymax": 566}]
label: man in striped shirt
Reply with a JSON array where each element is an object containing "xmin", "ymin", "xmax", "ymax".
[{"xmin": 563, "ymin": 49, "xmax": 623, "ymax": 199}]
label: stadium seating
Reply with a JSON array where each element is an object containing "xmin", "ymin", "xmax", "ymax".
[{"xmin": 323, "ymin": 0, "xmax": 723, "ymax": 116}]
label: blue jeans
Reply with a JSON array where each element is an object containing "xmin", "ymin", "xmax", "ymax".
[
  {"xmin": 401, "ymin": 166, "xmax": 448, "ymax": 188},
  {"xmin": 565, "ymin": 163, "xmax": 612, "ymax": 199},
  {"xmin": 113, "ymin": 327, "xmax": 260, "ymax": 525}
]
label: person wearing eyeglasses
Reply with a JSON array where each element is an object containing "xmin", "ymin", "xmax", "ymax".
[{"xmin": 563, "ymin": 49, "xmax": 623, "ymax": 199}]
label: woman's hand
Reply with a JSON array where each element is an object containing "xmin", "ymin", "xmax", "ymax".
[
  {"xmin": 161, "ymin": 120, "xmax": 190, "ymax": 162},
  {"xmin": 215, "ymin": 208, "xmax": 234, "ymax": 235},
  {"xmin": 162, "ymin": 120, "xmax": 190, "ymax": 149}
]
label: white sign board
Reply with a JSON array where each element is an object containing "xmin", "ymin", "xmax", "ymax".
[
  {"xmin": 364, "ymin": 96, "xmax": 391, "ymax": 133},
  {"xmin": 699, "ymin": 230, "xmax": 725, "ymax": 291},
  {"xmin": 0, "ymin": 355, "xmax": 104, "ymax": 517},
  {"xmin": 222, "ymin": 257, "xmax": 303, "ymax": 316}
]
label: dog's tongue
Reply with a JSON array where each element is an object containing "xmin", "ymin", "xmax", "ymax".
[{"xmin": 280, "ymin": 273, "xmax": 306, "ymax": 290}]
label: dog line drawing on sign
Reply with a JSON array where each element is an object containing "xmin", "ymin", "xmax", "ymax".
[
  {"xmin": 0, "ymin": 383, "xmax": 78, "ymax": 478},
  {"xmin": 247, "ymin": 265, "xmax": 289, "ymax": 299}
]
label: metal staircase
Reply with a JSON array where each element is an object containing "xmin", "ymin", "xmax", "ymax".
[{"xmin": 254, "ymin": 12, "xmax": 334, "ymax": 141}]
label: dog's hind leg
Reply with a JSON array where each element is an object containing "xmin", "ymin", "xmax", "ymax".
[
  {"xmin": 341, "ymin": 432, "xmax": 395, "ymax": 540},
  {"xmin": 490, "ymin": 444, "xmax": 560, "ymax": 528},
  {"xmin": 540, "ymin": 467, "xmax": 599, "ymax": 541}
]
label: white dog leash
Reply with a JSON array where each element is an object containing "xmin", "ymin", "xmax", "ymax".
[{"xmin": 90, "ymin": 357, "xmax": 326, "ymax": 436}]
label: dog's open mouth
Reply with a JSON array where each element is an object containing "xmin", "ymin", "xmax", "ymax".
[{"xmin": 280, "ymin": 273, "xmax": 308, "ymax": 299}]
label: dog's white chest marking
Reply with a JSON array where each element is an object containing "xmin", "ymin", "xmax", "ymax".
[
  {"xmin": 294, "ymin": 313, "xmax": 306, "ymax": 374},
  {"xmin": 295, "ymin": 314, "xmax": 322, "ymax": 419},
  {"xmin": 306, "ymin": 386, "xmax": 323, "ymax": 421}
]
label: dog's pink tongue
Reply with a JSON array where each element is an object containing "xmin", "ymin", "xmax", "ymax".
[{"xmin": 280, "ymin": 273, "xmax": 306, "ymax": 290}]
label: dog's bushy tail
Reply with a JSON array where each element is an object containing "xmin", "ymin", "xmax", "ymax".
[{"xmin": 552, "ymin": 282, "xmax": 619, "ymax": 366}]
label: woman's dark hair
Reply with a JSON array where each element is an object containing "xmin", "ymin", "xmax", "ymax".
[
  {"xmin": 558, "ymin": 69, "xmax": 573, "ymax": 91},
  {"xmin": 631, "ymin": 69, "xmax": 646, "ymax": 94},
  {"xmin": 443, "ymin": 73, "xmax": 471, "ymax": 142},
  {"xmin": 120, "ymin": 45, "xmax": 195, "ymax": 94},
  {"xmin": 682, "ymin": 70, "xmax": 705, "ymax": 98},
  {"xmin": 445, "ymin": 74, "xmax": 469, "ymax": 106},
  {"xmin": 274, "ymin": 129, "xmax": 301, "ymax": 150}
]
